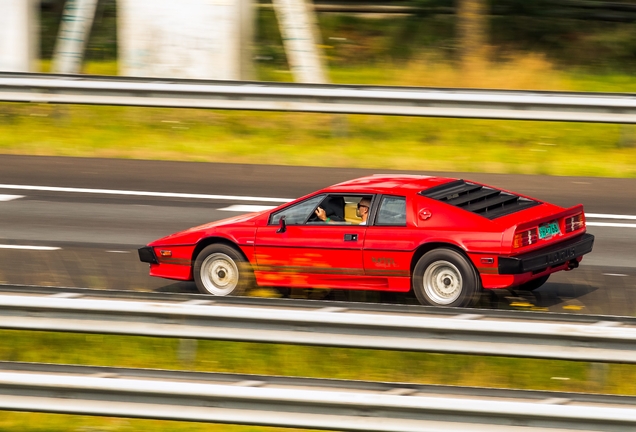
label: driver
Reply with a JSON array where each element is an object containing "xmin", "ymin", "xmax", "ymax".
[{"xmin": 314, "ymin": 196, "xmax": 345, "ymax": 223}]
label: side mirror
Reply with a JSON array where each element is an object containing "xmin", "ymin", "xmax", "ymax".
[{"xmin": 276, "ymin": 216, "xmax": 287, "ymax": 233}]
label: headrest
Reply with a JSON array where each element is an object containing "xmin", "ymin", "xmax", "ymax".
[{"xmin": 321, "ymin": 196, "xmax": 345, "ymax": 221}]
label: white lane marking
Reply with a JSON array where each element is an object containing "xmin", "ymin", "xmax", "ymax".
[
  {"xmin": 0, "ymin": 194, "xmax": 24, "ymax": 202},
  {"xmin": 3, "ymin": 183, "xmax": 636, "ymax": 224},
  {"xmin": 0, "ymin": 245, "xmax": 60, "ymax": 251},
  {"xmin": 602, "ymin": 273, "xmax": 628, "ymax": 277},
  {"xmin": 106, "ymin": 250, "xmax": 131, "ymax": 254},
  {"xmin": 587, "ymin": 213, "xmax": 636, "ymax": 220},
  {"xmin": 218, "ymin": 205, "xmax": 276, "ymax": 212},
  {"xmin": 587, "ymin": 222, "xmax": 636, "ymax": 228},
  {"xmin": 0, "ymin": 184, "xmax": 292, "ymax": 204}
]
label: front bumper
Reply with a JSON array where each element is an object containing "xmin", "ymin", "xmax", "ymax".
[
  {"xmin": 138, "ymin": 246, "xmax": 158, "ymax": 264},
  {"xmin": 498, "ymin": 233, "xmax": 594, "ymax": 275}
]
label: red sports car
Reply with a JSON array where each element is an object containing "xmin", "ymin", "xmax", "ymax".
[{"xmin": 139, "ymin": 175, "xmax": 594, "ymax": 307}]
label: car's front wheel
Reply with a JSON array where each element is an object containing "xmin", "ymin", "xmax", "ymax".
[
  {"xmin": 412, "ymin": 248, "xmax": 481, "ymax": 307},
  {"xmin": 194, "ymin": 244, "xmax": 252, "ymax": 296}
]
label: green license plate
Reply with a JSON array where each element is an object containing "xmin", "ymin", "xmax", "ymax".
[{"xmin": 539, "ymin": 222, "xmax": 560, "ymax": 239}]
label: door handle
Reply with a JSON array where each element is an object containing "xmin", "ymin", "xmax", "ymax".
[{"xmin": 344, "ymin": 234, "xmax": 358, "ymax": 242}]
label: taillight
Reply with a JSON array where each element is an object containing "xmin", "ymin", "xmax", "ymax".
[
  {"xmin": 565, "ymin": 213, "xmax": 585, "ymax": 233},
  {"xmin": 513, "ymin": 228, "xmax": 538, "ymax": 248}
]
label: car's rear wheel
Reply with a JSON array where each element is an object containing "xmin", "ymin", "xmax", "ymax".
[
  {"xmin": 194, "ymin": 244, "xmax": 252, "ymax": 296},
  {"xmin": 413, "ymin": 248, "xmax": 481, "ymax": 307},
  {"xmin": 516, "ymin": 275, "xmax": 550, "ymax": 291}
]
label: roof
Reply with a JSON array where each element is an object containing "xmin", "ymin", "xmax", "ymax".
[{"xmin": 324, "ymin": 175, "xmax": 457, "ymax": 195}]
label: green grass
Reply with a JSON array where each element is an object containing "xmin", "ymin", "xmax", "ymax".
[
  {"xmin": 1, "ymin": 101, "xmax": 635, "ymax": 177},
  {"xmin": 0, "ymin": 415, "xmax": 309, "ymax": 432},
  {"xmin": 3, "ymin": 56, "xmax": 636, "ymax": 178},
  {"xmin": 1, "ymin": 329, "xmax": 635, "ymax": 430}
]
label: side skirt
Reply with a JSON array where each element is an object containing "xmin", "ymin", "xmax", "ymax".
[{"xmin": 254, "ymin": 271, "xmax": 411, "ymax": 292}]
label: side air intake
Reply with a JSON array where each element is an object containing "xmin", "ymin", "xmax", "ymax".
[{"xmin": 420, "ymin": 180, "xmax": 540, "ymax": 219}]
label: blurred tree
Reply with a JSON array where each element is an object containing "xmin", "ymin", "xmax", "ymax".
[
  {"xmin": 41, "ymin": 0, "xmax": 117, "ymax": 61},
  {"xmin": 456, "ymin": 0, "xmax": 488, "ymax": 72},
  {"xmin": 38, "ymin": 0, "xmax": 636, "ymax": 71}
]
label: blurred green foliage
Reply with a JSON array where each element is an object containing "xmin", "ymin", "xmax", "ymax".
[
  {"xmin": 4, "ymin": 329, "xmax": 631, "ymax": 393},
  {"xmin": 3, "ymin": 66, "xmax": 636, "ymax": 177},
  {"xmin": 1, "ymin": 328, "xmax": 635, "ymax": 430},
  {"xmin": 38, "ymin": 0, "xmax": 636, "ymax": 70}
]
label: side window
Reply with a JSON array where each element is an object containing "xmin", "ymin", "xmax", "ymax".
[
  {"xmin": 270, "ymin": 195, "xmax": 325, "ymax": 225},
  {"xmin": 308, "ymin": 195, "xmax": 346, "ymax": 224},
  {"xmin": 343, "ymin": 195, "xmax": 373, "ymax": 225},
  {"xmin": 376, "ymin": 196, "xmax": 407, "ymax": 226}
]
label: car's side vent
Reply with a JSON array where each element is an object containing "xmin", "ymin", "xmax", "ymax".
[{"xmin": 420, "ymin": 180, "xmax": 541, "ymax": 219}]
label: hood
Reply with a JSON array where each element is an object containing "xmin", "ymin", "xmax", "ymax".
[
  {"xmin": 149, "ymin": 210, "xmax": 266, "ymax": 246},
  {"xmin": 188, "ymin": 210, "xmax": 264, "ymax": 231}
]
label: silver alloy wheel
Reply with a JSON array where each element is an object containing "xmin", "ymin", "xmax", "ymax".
[
  {"xmin": 422, "ymin": 260, "xmax": 463, "ymax": 305},
  {"xmin": 199, "ymin": 252, "xmax": 239, "ymax": 296}
]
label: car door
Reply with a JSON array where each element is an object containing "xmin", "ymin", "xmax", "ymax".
[
  {"xmin": 363, "ymin": 195, "xmax": 413, "ymax": 292},
  {"xmin": 254, "ymin": 194, "xmax": 370, "ymax": 289}
]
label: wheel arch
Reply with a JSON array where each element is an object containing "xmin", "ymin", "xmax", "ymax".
[
  {"xmin": 410, "ymin": 242, "xmax": 478, "ymax": 277},
  {"xmin": 192, "ymin": 236, "xmax": 249, "ymax": 263}
]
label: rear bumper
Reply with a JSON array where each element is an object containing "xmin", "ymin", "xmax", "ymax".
[
  {"xmin": 498, "ymin": 233, "xmax": 594, "ymax": 275},
  {"xmin": 138, "ymin": 246, "xmax": 158, "ymax": 264}
]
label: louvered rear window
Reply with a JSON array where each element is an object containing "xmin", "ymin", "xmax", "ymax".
[{"xmin": 419, "ymin": 180, "xmax": 540, "ymax": 219}]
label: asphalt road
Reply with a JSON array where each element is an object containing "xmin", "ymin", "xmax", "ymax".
[{"xmin": 0, "ymin": 154, "xmax": 634, "ymax": 316}]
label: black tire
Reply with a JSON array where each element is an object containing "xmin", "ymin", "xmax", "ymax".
[
  {"xmin": 193, "ymin": 244, "xmax": 253, "ymax": 296},
  {"xmin": 412, "ymin": 248, "xmax": 481, "ymax": 307},
  {"xmin": 274, "ymin": 287, "xmax": 291, "ymax": 298},
  {"xmin": 516, "ymin": 275, "xmax": 550, "ymax": 292}
]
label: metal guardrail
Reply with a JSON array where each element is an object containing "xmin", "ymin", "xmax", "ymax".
[
  {"xmin": 2, "ymin": 72, "xmax": 636, "ymax": 123},
  {"xmin": 3, "ymin": 283, "xmax": 635, "ymax": 324},
  {"xmin": 1, "ymin": 361, "xmax": 635, "ymax": 431},
  {"xmin": 1, "ymin": 285, "xmax": 636, "ymax": 364}
]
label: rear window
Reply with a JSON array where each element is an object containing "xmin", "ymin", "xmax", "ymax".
[{"xmin": 419, "ymin": 180, "xmax": 540, "ymax": 220}]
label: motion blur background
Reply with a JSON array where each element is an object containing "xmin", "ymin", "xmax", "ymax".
[
  {"xmin": 34, "ymin": 0, "xmax": 636, "ymax": 78},
  {"xmin": 2, "ymin": 1, "xmax": 636, "ymax": 431},
  {"xmin": 1, "ymin": 0, "xmax": 636, "ymax": 175}
]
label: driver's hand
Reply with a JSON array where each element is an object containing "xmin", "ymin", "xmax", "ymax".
[{"xmin": 315, "ymin": 207, "xmax": 327, "ymax": 221}]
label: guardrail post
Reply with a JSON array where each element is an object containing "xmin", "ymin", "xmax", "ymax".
[
  {"xmin": 331, "ymin": 115, "xmax": 348, "ymax": 138},
  {"xmin": 619, "ymin": 125, "xmax": 636, "ymax": 148},
  {"xmin": 588, "ymin": 362, "xmax": 609, "ymax": 392},
  {"xmin": 178, "ymin": 338, "xmax": 198, "ymax": 365}
]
